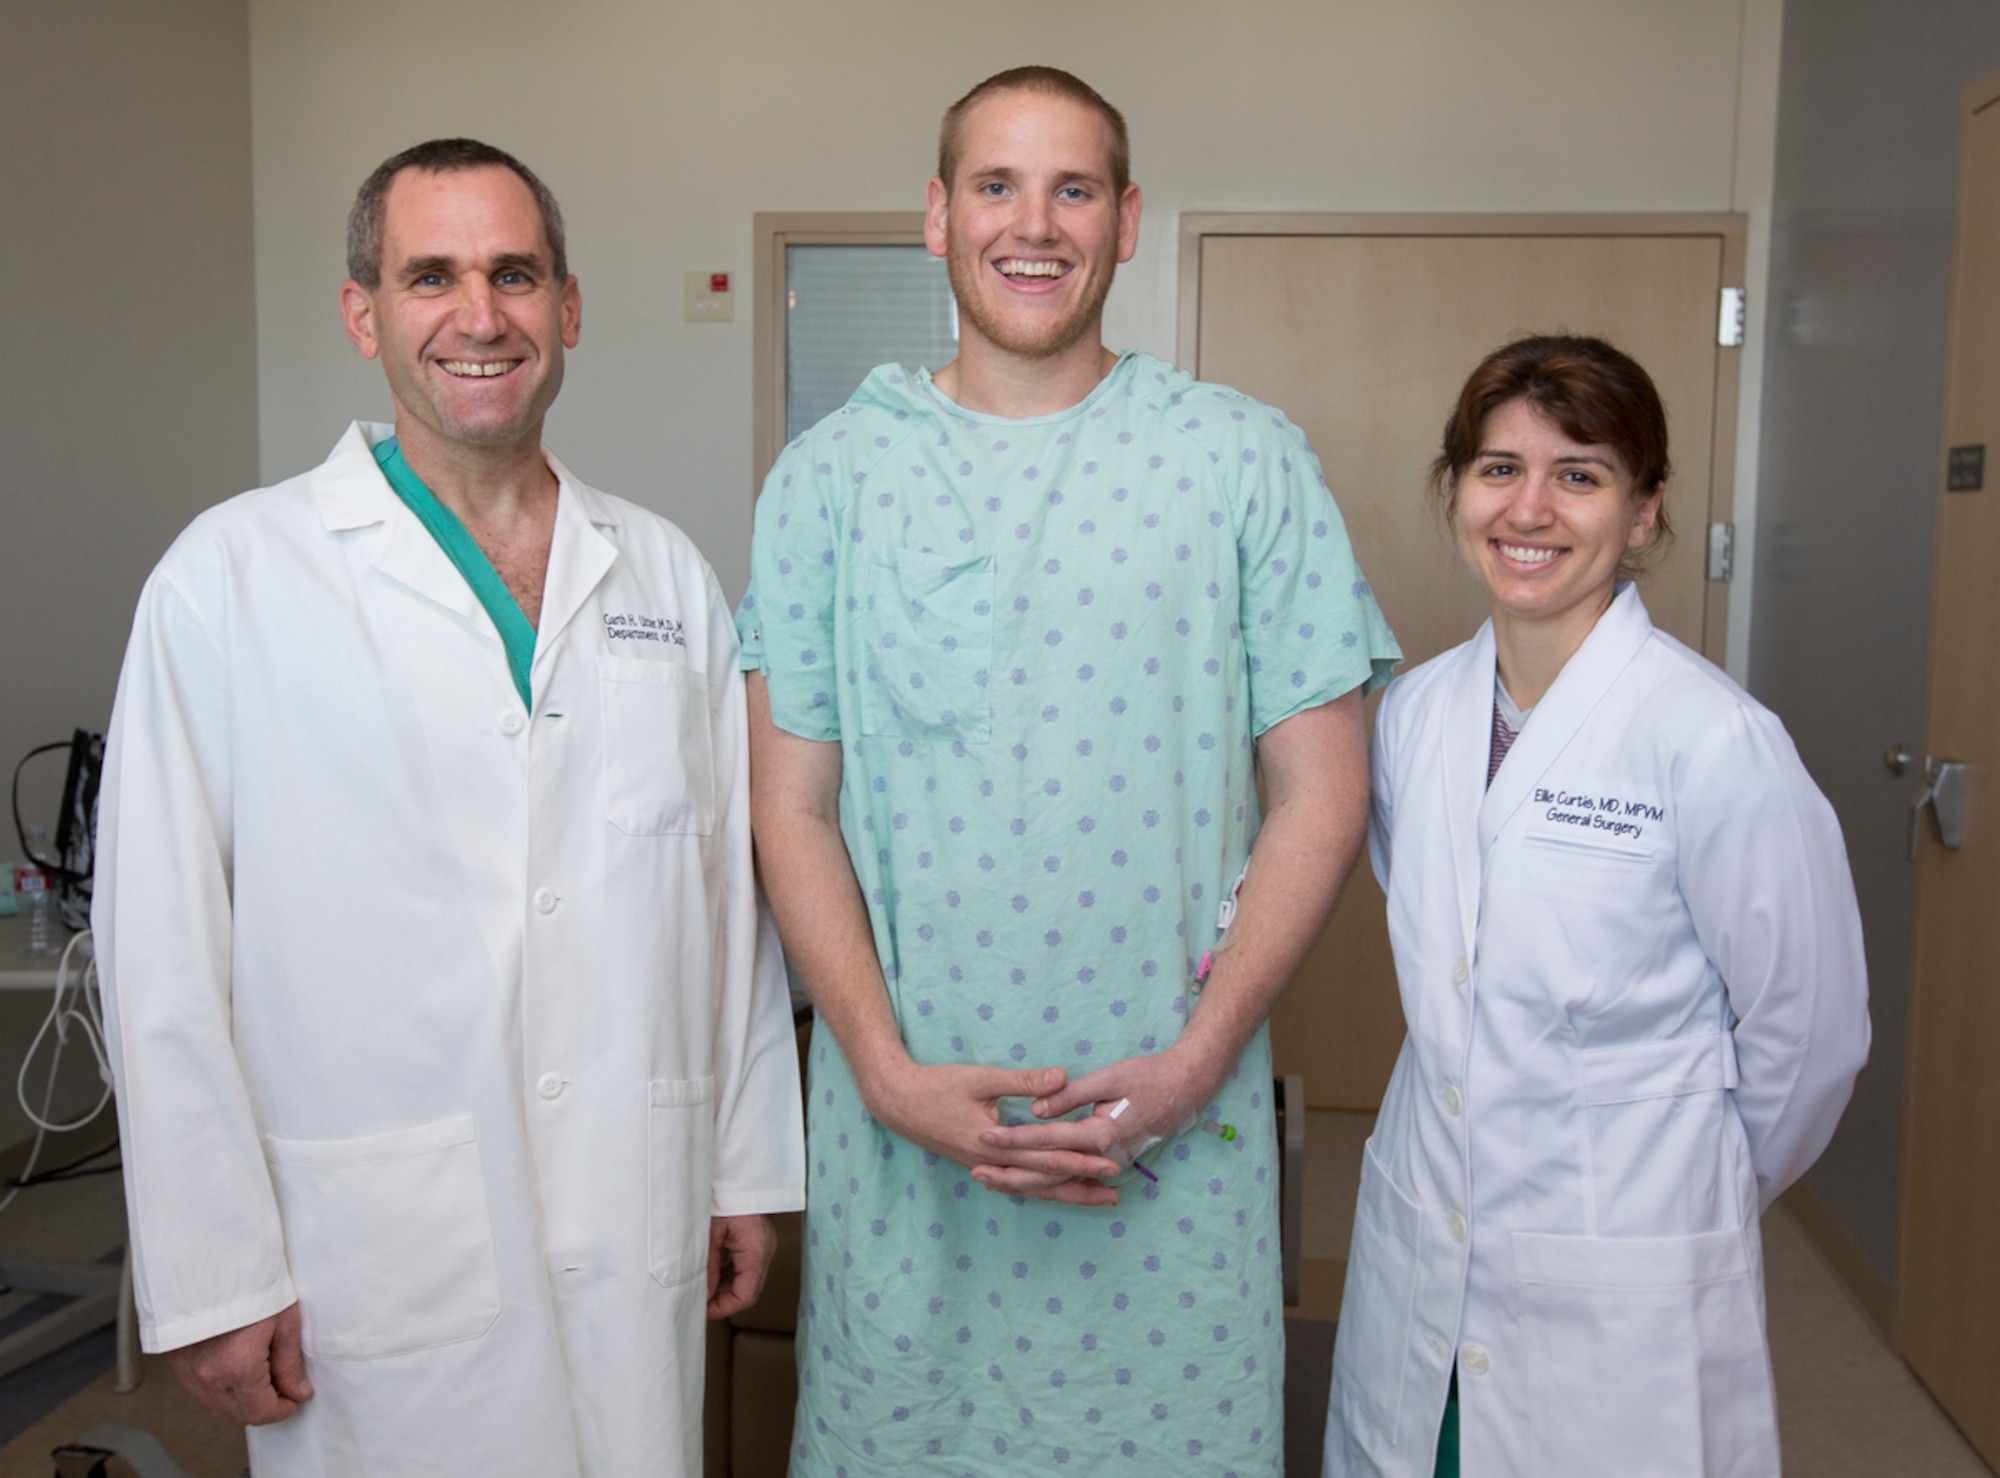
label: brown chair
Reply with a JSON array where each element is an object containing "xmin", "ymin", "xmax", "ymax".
[{"xmin": 702, "ymin": 1007, "xmax": 1304, "ymax": 1478}]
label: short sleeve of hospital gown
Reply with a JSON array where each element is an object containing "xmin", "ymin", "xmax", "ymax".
[
  {"xmin": 1204, "ymin": 393, "xmax": 1398, "ymax": 732},
  {"xmin": 734, "ymin": 354, "xmax": 1398, "ymax": 1477},
  {"xmin": 739, "ymin": 436, "xmax": 847, "ymax": 741}
]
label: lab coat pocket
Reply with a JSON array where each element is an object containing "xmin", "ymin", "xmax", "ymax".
[
  {"xmin": 599, "ymin": 656, "xmax": 715, "ymax": 835},
  {"xmin": 858, "ymin": 548, "xmax": 995, "ymax": 743},
  {"xmin": 1521, "ymin": 832, "xmax": 1657, "ymax": 865},
  {"xmin": 265, "ymin": 1115, "xmax": 501, "ymax": 1361},
  {"xmin": 1513, "ymin": 1227, "xmax": 1769, "ymax": 1475},
  {"xmin": 648, "ymin": 1076, "xmax": 716, "ymax": 1287},
  {"xmin": 1330, "ymin": 1137, "xmax": 1423, "ymax": 1449}
]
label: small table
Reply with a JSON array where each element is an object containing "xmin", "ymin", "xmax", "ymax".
[
  {"xmin": 0, "ymin": 911, "xmax": 87, "ymax": 990},
  {"xmin": 0, "ymin": 914, "xmax": 138, "ymax": 1391}
]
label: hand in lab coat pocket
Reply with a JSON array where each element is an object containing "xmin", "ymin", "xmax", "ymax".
[
  {"xmin": 599, "ymin": 657, "xmax": 715, "ymax": 836},
  {"xmin": 264, "ymin": 1115, "xmax": 502, "ymax": 1361},
  {"xmin": 648, "ymin": 1077, "xmax": 717, "ymax": 1287}
]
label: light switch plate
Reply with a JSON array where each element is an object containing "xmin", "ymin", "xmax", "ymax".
[{"xmin": 684, "ymin": 270, "xmax": 733, "ymax": 322}]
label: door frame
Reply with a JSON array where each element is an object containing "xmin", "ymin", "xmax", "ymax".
[
  {"xmin": 751, "ymin": 211, "xmax": 929, "ymax": 493},
  {"xmin": 1176, "ymin": 212, "xmax": 1747, "ymax": 665},
  {"xmin": 1891, "ymin": 60, "xmax": 2000, "ymax": 1425}
]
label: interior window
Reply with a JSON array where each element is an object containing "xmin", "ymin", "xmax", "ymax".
[{"xmin": 785, "ymin": 245, "xmax": 957, "ymax": 439}]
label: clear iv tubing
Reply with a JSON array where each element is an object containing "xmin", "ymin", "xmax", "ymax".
[
  {"xmin": 0, "ymin": 933, "xmax": 112, "ymax": 1218},
  {"xmin": 18, "ymin": 932, "xmax": 112, "ymax": 1131}
]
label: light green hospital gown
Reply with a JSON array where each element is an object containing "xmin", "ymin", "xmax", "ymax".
[{"xmin": 738, "ymin": 352, "xmax": 1398, "ymax": 1476}]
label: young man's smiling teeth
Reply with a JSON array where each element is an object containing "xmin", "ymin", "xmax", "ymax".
[
  {"xmin": 1497, "ymin": 542, "xmax": 1561, "ymax": 565},
  {"xmin": 440, "ymin": 359, "xmax": 519, "ymax": 378},
  {"xmin": 997, "ymin": 258, "xmax": 1068, "ymax": 278}
]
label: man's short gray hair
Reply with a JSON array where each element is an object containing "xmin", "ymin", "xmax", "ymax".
[{"xmin": 346, "ymin": 138, "xmax": 567, "ymax": 289}]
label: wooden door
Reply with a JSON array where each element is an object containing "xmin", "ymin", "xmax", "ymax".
[
  {"xmin": 1189, "ymin": 218, "xmax": 1741, "ymax": 1107},
  {"xmin": 1896, "ymin": 66, "xmax": 2000, "ymax": 1470}
]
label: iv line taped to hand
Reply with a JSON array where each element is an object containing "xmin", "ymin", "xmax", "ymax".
[{"xmin": 1101, "ymin": 1094, "xmax": 1199, "ymax": 1182}]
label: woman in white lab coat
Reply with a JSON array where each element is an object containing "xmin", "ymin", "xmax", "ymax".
[{"xmin": 1321, "ymin": 336, "xmax": 1869, "ymax": 1478}]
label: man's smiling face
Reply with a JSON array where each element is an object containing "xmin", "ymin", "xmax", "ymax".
[
  {"xmin": 927, "ymin": 88, "xmax": 1139, "ymax": 364},
  {"xmin": 342, "ymin": 164, "xmax": 579, "ymax": 457}
]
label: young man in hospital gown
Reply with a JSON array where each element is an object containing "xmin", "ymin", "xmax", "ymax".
[
  {"xmin": 93, "ymin": 139, "xmax": 803, "ymax": 1476},
  {"xmin": 741, "ymin": 68, "xmax": 1399, "ymax": 1473}
]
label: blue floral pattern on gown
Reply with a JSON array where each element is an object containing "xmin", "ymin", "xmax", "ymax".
[{"xmin": 738, "ymin": 352, "xmax": 1399, "ymax": 1475}]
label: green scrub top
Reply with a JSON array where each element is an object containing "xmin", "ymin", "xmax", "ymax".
[{"xmin": 373, "ymin": 437, "xmax": 537, "ymax": 708}]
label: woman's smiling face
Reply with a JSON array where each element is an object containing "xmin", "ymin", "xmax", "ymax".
[{"xmin": 1454, "ymin": 397, "xmax": 1661, "ymax": 633}]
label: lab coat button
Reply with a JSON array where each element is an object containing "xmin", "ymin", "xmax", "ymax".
[
  {"xmin": 533, "ymin": 888, "xmax": 558, "ymax": 914},
  {"xmin": 1462, "ymin": 1344, "xmax": 1490, "ymax": 1376},
  {"xmin": 1448, "ymin": 1212, "xmax": 1468, "ymax": 1243},
  {"xmin": 1451, "ymin": 957, "xmax": 1469, "ymax": 984},
  {"xmin": 1443, "ymin": 1085, "xmax": 1463, "ymax": 1116},
  {"xmin": 537, "ymin": 1073, "xmax": 564, "ymax": 1100},
  {"xmin": 499, "ymin": 712, "xmax": 525, "ymax": 736}
]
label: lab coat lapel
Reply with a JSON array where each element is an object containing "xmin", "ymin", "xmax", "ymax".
[
  {"xmin": 533, "ymin": 455, "xmax": 620, "ymax": 668},
  {"xmin": 1441, "ymin": 624, "xmax": 1497, "ymax": 962},
  {"xmin": 371, "ymin": 508, "xmax": 493, "ymax": 631},
  {"xmin": 312, "ymin": 423, "xmax": 492, "ymax": 634},
  {"xmin": 1476, "ymin": 583, "xmax": 1655, "ymax": 858}
]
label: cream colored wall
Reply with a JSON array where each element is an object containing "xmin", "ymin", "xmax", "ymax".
[
  {"xmin": 0, "ymin": 0, "xmax": 257, "ymax": 854},
  {"xmin": 251, "ymin": 0, "xmax": 1783, "ymax": 662},
  {"xmin": 0, "ymin": 0, "xmax": 256, "ymax": 1145}
]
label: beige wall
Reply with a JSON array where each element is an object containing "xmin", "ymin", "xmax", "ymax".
[
  {"xmin": 249, "ymin": 0, "xmax": 1783, "ymax": 671},
  {"xmin": 0, "ymin": 1, "xmax": 258, "ymax": 843}
]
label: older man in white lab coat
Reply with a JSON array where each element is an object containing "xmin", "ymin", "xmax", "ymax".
[{"xmin": 92, "ymin": 139, "xmax": 803, "ymax": 1476}]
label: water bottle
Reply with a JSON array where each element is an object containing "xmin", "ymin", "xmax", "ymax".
[{"xmin": 13, "ymin": 862, "xmax": 56, "ymax": 957}]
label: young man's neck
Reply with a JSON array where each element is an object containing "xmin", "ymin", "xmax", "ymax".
[
  {"xmin": 932, "ymin": 336, "xmax": 1121, "ymax": 419},
  {"xmin": 392, "ymin": 416, "xmax": 558, "ymax": 533}
]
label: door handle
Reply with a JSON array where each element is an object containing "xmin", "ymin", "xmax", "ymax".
[{"xmin": 1909, "ymin": 758, "xmax": 1969, "ymax": 860}]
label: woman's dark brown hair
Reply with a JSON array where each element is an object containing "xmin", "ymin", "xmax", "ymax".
[{"xmin": 1431, "ymin": 334, "xmax": 1672, "ymax": 576}]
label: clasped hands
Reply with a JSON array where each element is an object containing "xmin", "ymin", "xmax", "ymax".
[{"xmin": 865, "ymin": 1045, "xmax": 1228, "ymax": 1207}]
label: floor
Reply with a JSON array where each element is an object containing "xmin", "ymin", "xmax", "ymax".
[
  {"xmin": 0, "ymin": 1139, "xmax": 247, "ymax": 1478},
  {"xmin": 0, "ymin": 1111, "xmax": 1985, "ymax": 1477}
]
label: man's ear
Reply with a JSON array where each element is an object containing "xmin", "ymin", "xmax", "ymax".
[
  {"xmin": 339, "ymin": 280, "xmax": 380, "ymax": 360},
  {"xmin": 561, "ymin": 275, "xmax": 582, "ymax": 349},
  {"xmin": 1115, "ymin": 183, "xmax": 1142, "ymax": 265},
  {"xmin": 924, "ymin": 176, "xmax": 950, "ymax": 259}
]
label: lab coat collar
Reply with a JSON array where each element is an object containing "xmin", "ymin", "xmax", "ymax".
[
  {"xmin": 533, "ymin": 452, "xmax": 620, "ymax": 664},
  {"xmin": 316, "ymin": 422, "xmax": 488, "ymax": 631},
  {"xmin": 1475, "ymin": 582, "xmax": 1655, "ymax": 860},
  {"xmin": 311, "ymin": 421, "xmax": 402, "ymax": 532},
  {"xmin": 309, "ymin": 422, "xmax": 622, "ymax": 669}
]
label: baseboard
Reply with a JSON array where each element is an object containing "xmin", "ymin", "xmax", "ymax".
[
  {"xmin": 1292, "ymin": 1256, "xmax": 1346, "ymax": 1324},
  {"xmin": 1779, "ymin": 1180, "xmax": 1895, "ymax": 1338}
]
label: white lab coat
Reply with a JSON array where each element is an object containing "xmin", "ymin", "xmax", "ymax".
[
  {"xmin": 1323, "ymin": 584, "xmax": 1868, "ymax": 1478},
  {"xmin": 93, "ymin": 424, "xmax": 804, "ymax": 1477}
]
